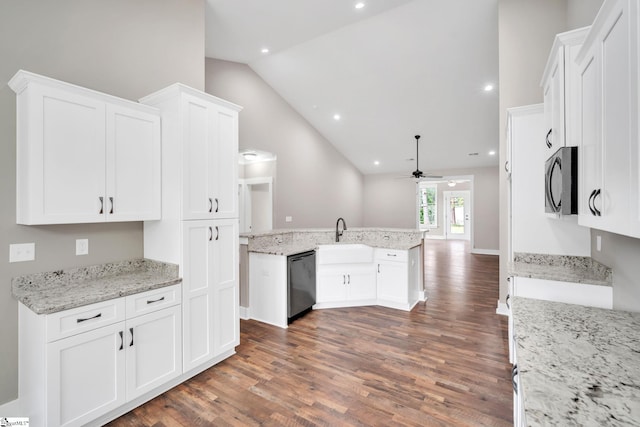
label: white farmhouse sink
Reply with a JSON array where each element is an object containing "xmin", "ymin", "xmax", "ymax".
[{"xmin": 317, "ymin": 244, "xmax": 374, "ymax": 264}]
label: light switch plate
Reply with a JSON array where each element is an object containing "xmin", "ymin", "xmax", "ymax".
[
  {"xmin": 10, "ymin": 243, "xmax": 35, "ymax": 262},
  {"xmin": 76, "ymin": 239, "xmax": 89, "ymax": 255},
  {"xmin": 285, "ymin": 216, "xmax": 293, "ymax": 223}
]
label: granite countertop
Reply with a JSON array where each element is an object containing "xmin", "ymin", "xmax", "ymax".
[
  {"xmin": 513, "ymin": 297, "xmax": 640, "ymax": 426},
  {"xmin": 12, "ymin": 259, "xmax": 181, "ymax": 315},
  {"xmin": 244, "ymin": 228, "xmax": 424, "ymax": 256},
  {"xmin": 509, "ymin": 253, "xmax": 612, "ymax": 286}
]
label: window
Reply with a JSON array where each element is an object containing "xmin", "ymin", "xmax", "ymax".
[{"xmin": 418, "ymin": 183, "xmax": 437, "ymax": 229}]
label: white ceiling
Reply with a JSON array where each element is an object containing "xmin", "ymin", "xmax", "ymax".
[{"xmin": 205, "ymin": 0, "xmax": 499, "ymax": 176}]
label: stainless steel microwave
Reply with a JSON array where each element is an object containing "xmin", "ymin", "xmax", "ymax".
[{"xmin": 545, "ymin": 146, "xmax": 578, "ymax": 215}]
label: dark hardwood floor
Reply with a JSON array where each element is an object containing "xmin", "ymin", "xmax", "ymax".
[{"xmin": 108, "ymin": 239, "xmax": 512, "ymax": 426}]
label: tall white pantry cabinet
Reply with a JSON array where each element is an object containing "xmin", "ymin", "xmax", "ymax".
[{"xmin": 140, "ymin": 84, "xmax": 242, "ymax": 373}]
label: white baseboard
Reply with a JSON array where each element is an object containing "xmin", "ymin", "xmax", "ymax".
[
  {"xmin": 419, "ymin": 290, "xmax": 428, "ymax": 301},
  {"xmin": 496, "ymin": 300, "xmax": 509, "ymax": 316},
  {"xmin": 424, "ymin": 234, "xmax": 446, "ymax": 240},
  {"xmin": 0, "ymin": 398, "xmax": 21, "ymax": 416},
  {"xmin": 471, "ymin": 248, "xmax": 499, "ymax": 256},
  {"xmin": 239, "ymin": 306, "xmax": 250, "ymax": 320}
]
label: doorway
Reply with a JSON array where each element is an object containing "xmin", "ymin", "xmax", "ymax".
[
  {"xmin": 443, "ymin": 191, "xmax": 470, "ymax": 241},
  {"xmin": 239, "ymin": 177, "xmax": 273, "ymax": 233}
]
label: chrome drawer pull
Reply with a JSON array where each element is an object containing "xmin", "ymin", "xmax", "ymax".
[
  {"xmin": 77, "ymin": 313, "xmax": 102, "ymax": 323},
  {"xmin": 146, "ymin": 296, "xmax": 166, "ymax": 304}
]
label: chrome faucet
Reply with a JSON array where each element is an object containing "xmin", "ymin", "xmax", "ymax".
[{"xmin": 336, "ymin": 217, "xmax": 347, "ymax": 242}]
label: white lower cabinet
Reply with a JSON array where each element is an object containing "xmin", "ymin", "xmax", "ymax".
[
  {"xmin": 182, "ymin": 219, "xmax": 239, "ymax": 372},
  {"xmin": 20, "ymin": 285, "xmax": 182, "ymax": 427},
  {"xmin": 316, "ymin": 264, "xmax": 377, "ymax": 305},
  {"xmin": 375, "ymin": 247, "xmax": 421, "ymax": 311}
]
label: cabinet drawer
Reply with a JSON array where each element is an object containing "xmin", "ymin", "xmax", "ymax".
[
  {"xmin": 375, "ymin": 248, "xmax": 408, "ymax": 262},
  {"xmin": 46, "ymin": 298, "xmax": 126, "ymax": 342},
  {"xmin": 125, "ymin": 284, "xmax": 181, "ymax": 318}
]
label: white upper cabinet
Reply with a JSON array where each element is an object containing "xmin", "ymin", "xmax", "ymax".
[
  {"xmin": 541, "ymin": 27, "xmax": 590, "ymax": 151},
  {"xmin": 8, "ymin": 70, "xmax": 161, "ymax": 225},
  {"xmin": 140, "ymin": 84, "xmax": 241, "ymax": 221},
  {"xmin": 576, "ymin": 0, "xmax": 640, "ymax": 237}
]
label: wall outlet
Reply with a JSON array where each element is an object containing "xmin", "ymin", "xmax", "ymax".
[
  {"xmin": 285, "ymin": 216, "xmax": 292, "ymax": 223},
  {"xmin": 10, "ymin": 243, "xmax": 35, "ymax": 263},
  {"xmin": 76, "ymin": 239, "xmax": 89, "ymax": 256},
  {"xmin": 596, "ymin": 235, "xmax": 602, "ymax": 252}
]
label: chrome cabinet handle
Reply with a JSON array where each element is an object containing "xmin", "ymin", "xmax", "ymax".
[
  {"xmin": 215, "ymin": 226, "xmax": 219, "ymax": 241},
  {"xmin": 378, "ymin": 264, "xmax": 380, "ymax": 273},
  {"xmin": 147, "ymin": 296, "xmax": 165, "ymax": 304},
  {"xmin": 129, "ymin": 327, "xmax": 134, "ymax": 347},
  {"xmin": 387, "ymin": 253, "xmax": 397, "ymax": 257},
  {"xmin": 343, "ymin": 275, "xmax": 346, "ymax": 285},
  {"xmin": 99, "ymin": 196, "xmax": 104, "ymax": 214},
  {"xmin": 588, "ymin": 190, "xmax": 597, "ymax": 216},
  {"xmin": 109, "ymin": 197, "xmax": 114, "ymax": 214},
  {"xmin": 119, "ymin": 331, "xmax": 124, "ymax": 351},
  {"xmin": 512, "ymin": 365, "xmax": 518, "ymax": 394},
  {"xmin": 209, "ymin": 198, "xmax": 213, "ymax": 213},
  {"xmin": 545, "ymin": 129, "xmax": 552, "ymax": 148},
  {"xmin": 506, "ymin": 293, "xmax": 511, "ymax": 310},
  {"xmin": 593, "ymin": 189, "xmax": 602, "ymax": 216},
  {"xmin": 504, "ymin": 161, "xmax": 509, "ymax": 173},
  {"xmin": 209, "ymin": 226, "xmax": 213, "ymax": 241},
  {"xmin": 215, "ymin": 198, "xmax": 219, "ymax": 213},
  {"xmin": 77, "ymin": 313, "xmax": 102, "ymax": 323},
  {"xmin": 347, "ymin": 274, "xmax": 351, "ymax": 284}
]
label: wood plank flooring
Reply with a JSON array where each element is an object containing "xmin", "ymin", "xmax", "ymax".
[{"xmin": 107, "ymin": 240, "xmax": 512, "ymax": 426}]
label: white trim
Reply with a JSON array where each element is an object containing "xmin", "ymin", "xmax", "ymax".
[
  {"xmin": 424, "ymin": 234, "xmax": 446, "ymax": 240},
  {"xmin": 239, "ymin": 305, "xmax": 250, "ymax": 320},
  {"xmin": 496, "ymin": 300, "xmax": 509, "ymax": 316},
  {"xmin": 419, "ymin": 290, "xmax": 428, "ymax": 301},
  {"xmin": 0, "ymin": 398, "xmax": 21, "ymax": 416},
  {"xmin": 471, "ymin": 248, "xmax": 499, "ymax": 256}
]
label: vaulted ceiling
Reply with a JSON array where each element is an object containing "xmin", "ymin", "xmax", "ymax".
[{"xmin": 205, "ymin": 0, "xmax": 499, "ymax": 176}]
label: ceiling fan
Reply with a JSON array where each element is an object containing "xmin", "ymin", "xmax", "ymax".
[{"xmin": 401, "ymin": 135, "xmax": 442, "ymax": 179}]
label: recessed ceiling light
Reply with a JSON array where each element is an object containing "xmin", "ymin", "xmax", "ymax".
[
  {"xmin": 355, "ymin": 2, "xmax": 365, "ymax": 9},
  {"xmin": 333, "ymin": 114, "xmax": 341, "ymax": 121},
  {"xmin": 261, "ymin": 48, "xmax": 270, "ymax": 54},
  {"xmin": 489, "ymin": 150, "xmax": 496, "ymax": 156},
  {"xmin": 484, "ymin": 84, "xmax": 494, "ymax": 92},
  {"xmin": 374, "ymin": 160, "xmax": 380, "ymax": 166}
]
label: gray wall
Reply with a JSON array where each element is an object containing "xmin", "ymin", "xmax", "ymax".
[
  {"xmin": 497, "ymin": 0, "xmax": 603, "ymax": 304},
  {"xmin": 363, "ymin": 167, "xmax": 499, "ymax": 252},
  {"xmin": 205, "ymin": 58, "xmax": 365, "ymax": 229},
  {"xmin": 0, "ymin": 0, "xmax": 204, "ymax": 406}
]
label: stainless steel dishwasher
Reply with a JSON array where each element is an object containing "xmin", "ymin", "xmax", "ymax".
[{"xmin": 287, "ymin": 250, "xmax": 316, "ymax": 323}]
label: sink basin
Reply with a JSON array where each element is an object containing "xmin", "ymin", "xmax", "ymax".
[{"xmin": 317, "ymin": 244, "xmax": 373, "ymax": 264}]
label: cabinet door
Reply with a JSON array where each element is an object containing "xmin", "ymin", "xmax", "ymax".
[
  {"xmin": 316, "ymin": 269, "xmax": 348, "ymax": 303},
  {"xmin": 600, "ymin": 0, "xmax": 631, "ymax": 231},
  {"xmin": 125, "ymin": 305, "xmax": 182, "ymax": 400},
  {"xmin": 18, "ymin": 83, "xmax": 106, "ymax": 224},
  {"xmin": 347, "ymin": 265, "xmax": 377, "ymax": 301},
  {"xmin": 578, "ymin": 47, "xmax": 603, "ymax": 228},
  {"xmin": 182, "ymin": 221, "xmax": 215, "ymax": 371},
  {"xmin": 106, "ymin": 104, "xmax": 161, "ymax": 221},
  {"xmin": 47, "ymin": 322, "xmax": 125, "ymax": 427},
  {"xmin": 211, "ymin": 105, "xmax": 239, "ymax": 219},
  {"xmin": 211, "ymin": 219, "xmax": 239, "ymax": 356},
  {"xmin": 182, "ymin": 94, "xmax": 216, "ymax": 220},
  {"xmin": 376, "ymin": 261, "xmax": 408, "ymax": 304},
  {"xmin": 543, "ymin": 49, "xmax": 565, "ymax": 152}
]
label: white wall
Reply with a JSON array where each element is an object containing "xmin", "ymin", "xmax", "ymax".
[
  {"xmin": 205, "ymin": 58, "xmax": 365, "ymax": 229},
  {"xmin": 0, "ymin": 0, "xmax": 204, "ymax": 405}
]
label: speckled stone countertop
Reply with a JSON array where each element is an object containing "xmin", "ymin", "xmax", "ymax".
[
  {"xmin": 509, "ymin": 252, "xmax": 612, "ymax": 286},
  {"xmin": 242, "ymin": 228, "xmax": 424, "ymax": 256},
  {"xmin": 12, "ymin": 259, "xmax": 181, "ymax": 315},
  {"xmin": 513, "ymin": 297, "xmax": 640, "ymax": 426}
]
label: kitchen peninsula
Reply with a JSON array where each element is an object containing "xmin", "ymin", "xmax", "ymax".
[{"xmin": 242, "ymin": 228, "xmax": 425, "ymax": 328}]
